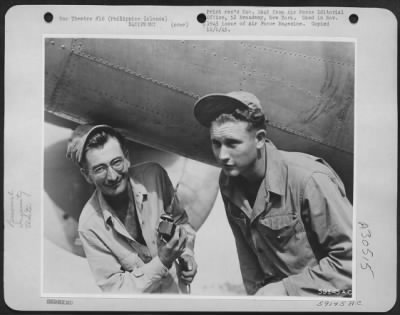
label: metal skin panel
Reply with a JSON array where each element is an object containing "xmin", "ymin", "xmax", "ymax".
[{"xmin": 45, "ymin": 38, "xmax": 353, "ymax": 200}]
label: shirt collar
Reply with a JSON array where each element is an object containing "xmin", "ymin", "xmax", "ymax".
[
  {"xmin": 97, "ymin": 174, "xmax": 148, "ymax": 225},
  {"xmin": 220, "ymin": 141, "xmax": 287, "ymax": 199},
  {"xmin": 264, "ymin": 141, "xmax": 287, "ymax": 197}
]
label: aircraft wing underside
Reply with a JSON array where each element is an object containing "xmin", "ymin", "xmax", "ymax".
[{"xmin": 45, "ymin": 38, "xmax": 354, "ymax": 199}]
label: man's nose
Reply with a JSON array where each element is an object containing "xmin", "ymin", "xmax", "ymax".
[
  {"xmin": 106, "ymin": 165, "xmax": 119, "ymax": 181},
  {"xmin": 218, "ymin": 146, "xmax": 230, "ymax": 162}
]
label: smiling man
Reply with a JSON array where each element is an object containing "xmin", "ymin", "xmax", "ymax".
[
  {"xmin": 66, "ymin": 124, "xmax": 197, "ymax": 293},
  {"xmin": 194, "ymin": 91, "xmax": 353, "ymax": 296}
]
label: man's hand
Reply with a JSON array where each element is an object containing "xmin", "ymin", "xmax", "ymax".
[
  {"xmin": 255, "ymin": 281, "xmax": 288, "ymax": 296},
  {"xmin": 177, "ymin": 254, "xmax": 198, "ymax": 285},
  {"xmin": 158, "ymin": 225, "xmax": 187, "ymax": 269}
]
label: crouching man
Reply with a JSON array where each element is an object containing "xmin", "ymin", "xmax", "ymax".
[
  {"xmin": 194, "ymin": 91, "xmax": 352, "ymax": 296},
  {"xmin": 66, "ymin": 124, "xmax": 197, "ymax": 293}
]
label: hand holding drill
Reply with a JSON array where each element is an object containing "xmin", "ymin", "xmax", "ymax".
[{"xmin": 157, "ymin": 213, "xmax": 197, "ymax": 292}]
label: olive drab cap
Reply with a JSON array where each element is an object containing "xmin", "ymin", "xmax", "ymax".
[
  {"xmin": 66, "ymin": 124, "xmax": 114, "ymax": 165},
  {"xmin": 193, "ymin": 91, "xmax": 265, "ymax": 127}
]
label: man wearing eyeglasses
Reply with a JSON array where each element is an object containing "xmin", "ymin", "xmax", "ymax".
[{"xmin": 66, "ymin": 124, "xmax": 197, "ymax": 293}]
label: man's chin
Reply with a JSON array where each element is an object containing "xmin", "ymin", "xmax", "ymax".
[
  {"xmin": 103, "ymin": 181, "xmax": 127, "ymax": 196},
  {"xmin": 222, "ymin": 167, "xmax": 240, "ymax": 177}
]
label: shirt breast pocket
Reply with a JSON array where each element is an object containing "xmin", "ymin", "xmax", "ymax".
[{"xmin": 257, "ymin": 214, "xmax": 299, "ymax": 248}]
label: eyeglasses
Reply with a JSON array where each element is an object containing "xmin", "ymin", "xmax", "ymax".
[{"xmin": 88, "ymin": 157, "xmax": 126, "ymax": 177}]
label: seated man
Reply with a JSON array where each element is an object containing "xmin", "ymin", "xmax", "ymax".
[
  {"xmin": 66, "ymin": 124, "xmax": 197, "ymax": 293},
  {"xmin": 194, "ymin": 91, "xmax": 352, "ymax": 296}
]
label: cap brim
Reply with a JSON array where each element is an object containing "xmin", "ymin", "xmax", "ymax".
[{"xmin": 194, "ymin": 94, "xmax": 248, "ymax": 127}]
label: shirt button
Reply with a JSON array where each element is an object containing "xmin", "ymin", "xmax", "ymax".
[{"xmin": 141, "ymin": 221, "xmax": 145, "ymax": 225}]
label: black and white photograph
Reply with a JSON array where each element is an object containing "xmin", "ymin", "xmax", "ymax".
[
  {"xmin": 3, "ymin": 5, "xmax": 397, "ymax": 312},
  {"xmin": 43, "ymin": 38, "xmax": 354, "ymax": 296}
]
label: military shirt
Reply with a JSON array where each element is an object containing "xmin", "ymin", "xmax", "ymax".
[
  {"xmin": 220, "ymin": 141, "xmax": 353, "ymax": 296},
  {"xmin": 78, "ymin": 162, "xmax": 194, "ymax": 293}
]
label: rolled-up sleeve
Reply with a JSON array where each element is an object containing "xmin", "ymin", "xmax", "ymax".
[
  {"xmin": 282, "ymin": 172, "xmax": 353, "ymax": 296},
  {"xmin": 79, "ymin": 230, "xmax": 170, "ymax": 293}
]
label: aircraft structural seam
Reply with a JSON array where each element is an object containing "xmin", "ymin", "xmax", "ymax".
[
  {"xmin": 253, "ymin": 70, "xmax": 353, "ymax": 103},
  {"xmin": 267, "ymin": 121, "xmax": 352, "ymax": 155},
  {"xmin": 72, "ymin": 50, "xmax": 201, "ymax": 100},
  {"xmin": 69, "ymin": 43, "xmax": 353, "ymax": 112},
  {"xmin": 240, "ymin": 42, "xmax": 354, "ymax": 68},
  {"xmin": 52, "ymin": 46, "xmax": 352, "ymax": 156},
  {"xmin": 186, "ymin": 42, "xmax": 353, "ymax": 103},
  {"xmin": 49, "ymin": 78, "xmax": 350, "ymax": 154},
  {"xmin": 72, "ymin": 47, "xmax": 353, "ymax": 109},
  {"xmin": 47, "ymin": 89, "xmax": 352, "ymax": 155}
]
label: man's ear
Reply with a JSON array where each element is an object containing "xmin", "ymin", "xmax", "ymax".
[
  {"xmin": 80, "ymin": 168, "xmax": 93, "ymax": 184},
  {"xmin": 255, "ymin": 129, "xmax": 267, "ymax": 150}
]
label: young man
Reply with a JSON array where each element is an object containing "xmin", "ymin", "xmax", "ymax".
[
  {"xmin": 66, "ymin": 124, "xmax": 197, "ymax": 293},
  {"xmin": 193, "ymin": 91, "xmax": 352, "ymax": 296}
]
